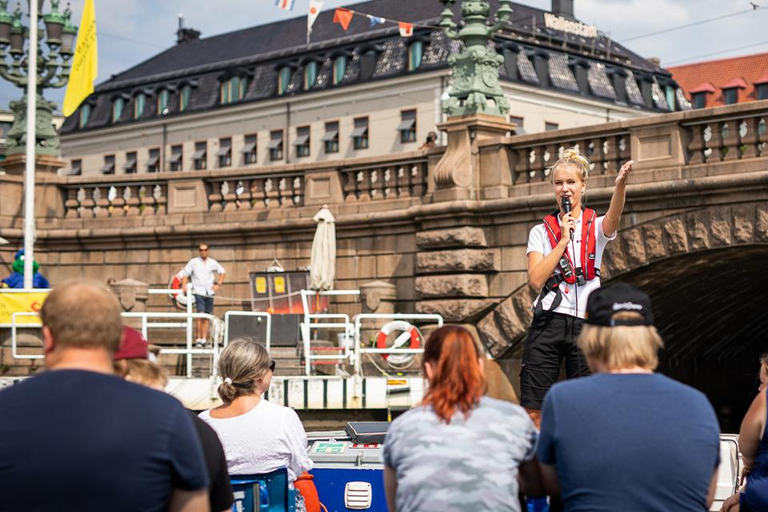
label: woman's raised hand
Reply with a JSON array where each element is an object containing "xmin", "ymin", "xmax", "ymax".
[{"xmin": 616, "ymin": 160, "xmax": 634, "ymax": 187}]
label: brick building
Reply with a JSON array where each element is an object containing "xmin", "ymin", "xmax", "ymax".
[{"xmin": 669, "ymin": 52, "xmax": 768, "ymax": 109}]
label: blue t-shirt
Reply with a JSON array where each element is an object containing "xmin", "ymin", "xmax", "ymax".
[
  {"xmin": 0, "ymin": 370, "xmax": 209, "ymax": 511},
  {"xmin": 383, "ymin": 396, "xmax": 538, "ymax": 512},
  {"xmin": 537, "ymin": 373, "xmax": 720, "ymax": 512}
]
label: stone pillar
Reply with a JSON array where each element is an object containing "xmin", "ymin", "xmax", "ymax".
[
  {"xmin": 414, "ymin": 226, "xmax": 499, "ymax": 323},
  {"xmin": 1, "ymin": 154, "xmax": 66, "ymax": 220},
  {"xmin": 359, "ymin": 280, "xmax": 397, "ymax": 315},
  {"xmin": 358, "ymin": 280, "xmax": 398, "ymax": 348},
  {"xmin": 109, "ymin": 277, "xmax": 150, "ymax": 313},
  {"xmin": 432, "ymin": 114, "xmax": 514, "ymax": 202}
]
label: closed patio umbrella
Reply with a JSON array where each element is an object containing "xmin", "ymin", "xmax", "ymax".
[{"xmin": 309, "ymin": 205, "xmax": 336, "ymax": 292}]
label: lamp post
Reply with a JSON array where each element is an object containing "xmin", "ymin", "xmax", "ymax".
[
  {"xmin": 0, "ymin": 0, "xmax": 74, "ymax": 156},
  {"xmin": 439, "ymin": 0, "xmax": 513, "ymax": 118}
]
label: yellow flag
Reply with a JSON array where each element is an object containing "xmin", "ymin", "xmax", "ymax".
[{"xmin": 62, "ymin": 0, "xmax": 98, "ymax": 117}]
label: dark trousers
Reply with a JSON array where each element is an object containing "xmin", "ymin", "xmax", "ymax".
[{"xmin": 520, "ymin": 312, "xmax": 590, "ymax": 410}]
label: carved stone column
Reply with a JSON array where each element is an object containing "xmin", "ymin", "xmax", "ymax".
[
  {"xmin": 109, "ymin": 277, "xmax": 150, "ymax": 313},
  {"xmin": 414, "ymin": 226, "xmax": 499, "ymax": 323},
  {"xmin": 433, "ymin": 114, "xmax": 514, "ymax": 202}
]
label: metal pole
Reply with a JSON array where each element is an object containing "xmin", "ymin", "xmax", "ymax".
[{"xmin": 23, "ymin": 1, "xmax": 39, "ymax": 289}]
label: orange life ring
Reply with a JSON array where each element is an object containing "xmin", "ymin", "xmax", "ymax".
[
  {"xmin": 168, "ymin": 274, "xmax": 189, "ymax": 310},
  {"xmin": 376, "ymin": 320, "xmax": 420, "ymax": 360}
]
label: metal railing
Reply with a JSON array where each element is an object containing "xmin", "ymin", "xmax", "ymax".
[
  {"xmin": 353, "ymin": 313, "xmax": 444, "ymax": 375},
  {"xmin": 11, "ymin": 311, "xmax": 44, "ymax": 359},
  {"xmin": 121, "ymin": 311, "xmax": 218, "ymax": 378},
  {"xmin": 300, "ymin": 290, "xmax": 360, "ymax": 376}
]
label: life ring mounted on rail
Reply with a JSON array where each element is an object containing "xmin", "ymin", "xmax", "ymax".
[
  {"xmin": 169, "ymin": 274, "xmax": 190, "ymax": 310},
  {"xmin": 376, "ymin": 320, "xmax": 421, "ymax": 363}
]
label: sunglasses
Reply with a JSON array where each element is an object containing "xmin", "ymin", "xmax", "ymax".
[{"xmin": 269, "ymin": 360, "xmax": 276, "ymax": 373}]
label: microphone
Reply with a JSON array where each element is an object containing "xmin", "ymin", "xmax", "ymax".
[{"xmin": 561, "ymin": 197, "xmax": 574, "ymax": 239}]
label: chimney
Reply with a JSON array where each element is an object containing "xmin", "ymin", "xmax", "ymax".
[
  {"xmin": 551, "ymin": 0, "xmax": 575, "ymax": 20},
  {"xmin": 176, "ymin": 14, "xmax": 201, "ymax": 44},
  {"xmin": 648, "ymin": 57, "xmax": 661, "ymax": 67}
]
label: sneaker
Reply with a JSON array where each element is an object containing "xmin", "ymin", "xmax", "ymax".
[{"xmin": 195, "ymin": 338, "xmax": 207, "ymax": 348}]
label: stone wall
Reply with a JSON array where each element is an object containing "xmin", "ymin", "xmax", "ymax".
[{"xmin": 1, "ymin": 102, "xmax": 767, "ymax": 370}]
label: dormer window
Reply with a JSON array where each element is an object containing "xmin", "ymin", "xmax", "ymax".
[
  {"xmin": 180, "ymin": 85, "xmax": 191, "ymax": 111},
  {"xmin": 407, "ymin": 41, "xmax": 424, "ymax": 71},
  {"xmin": 758, "ymin": 83, "xmax": 768, "ymax": 101},
  {"xmin": 304, "ymin": 61, "xmax": 318, "ymax": 90},
  {"xmin": 278, "ymin": 67, "xmax": 292, "ymax": 95},
  {"xmin": 333, "ymin": 56, "xmax": 347, "ymax": 85},
  {"xmin": 691, "ymin": 92, "xmax": 707, "ymax": 109},
  {"xmin": 723, "ymin": 87, "xmax": 738, "ymax": 105},
  {"xmin": 112, "ymin": 97, "xmax": 124, "ymax": 123},
  {"xmin": 157, "ymin": 89, "xmax": 170, "ymax": 115},
  {"xmin": 134, "ymin": 93, "xmax": 146, "ymax": 119},
  {"xmin": 79, "ymin": 104, "xmax": 91, "ymax": 128},
  {"xmin": 221, "ymin": 76, "xmax": 247, "ymax": 104}
]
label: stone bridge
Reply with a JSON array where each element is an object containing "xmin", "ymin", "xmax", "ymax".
[{"xmin": 1, "ymin": 101, "xmax": 766, "ymax": 426}]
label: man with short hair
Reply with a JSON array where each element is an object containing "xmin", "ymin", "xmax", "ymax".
[
  {"xmin": 0, "ymin": 281, "xmax": 210, "ymax": 512},
  {"xmin": 179, "ymin": 244, "xmax": 226, "ymax": 346},
  {"xmin": 537, "ymin": 283, "xmax": 720, "ymax": 512}
]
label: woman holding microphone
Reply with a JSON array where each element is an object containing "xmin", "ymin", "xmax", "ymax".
[{"xmin": 520, "ymin": 148, "xmax": 633, "ymax": 426}]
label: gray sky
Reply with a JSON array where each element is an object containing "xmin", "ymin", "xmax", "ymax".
[{"xmin": 2, "ymin": 0, "xmax": 765, "ymax": 112}]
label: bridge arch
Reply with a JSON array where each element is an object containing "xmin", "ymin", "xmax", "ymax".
[{"xmin": 478, "ymin": 202, "xmax": 768, "ymax": 430}]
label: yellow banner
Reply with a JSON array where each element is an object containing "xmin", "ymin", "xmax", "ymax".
[
  {"xmin": 62, "ymin": 0, "xmax": 98, "ymax": 117},
  {"xmin": 0, "ymin": 292, "xmax": 48, "ymax": 325}
]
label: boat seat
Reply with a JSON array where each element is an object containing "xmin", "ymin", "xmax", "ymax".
[{"xmin": 231, "ymin": 468, "xmax": 296, "ymax": 512}]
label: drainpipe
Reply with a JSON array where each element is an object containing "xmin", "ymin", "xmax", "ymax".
[{"xmin": 285, "ymin": 101, "xmax": 291, "ymax": 164}]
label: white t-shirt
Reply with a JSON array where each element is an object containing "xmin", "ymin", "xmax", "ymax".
[
  {"xmin": 199, "ymin": 399, "xmax": 312, "ymax": 482},
  {"xmin": 526, "ymin": 213, "xmax": 616, "ymax": 318},
  {"xmin": 178, "ymin": 256, "xmax": 226, "ymax": 297}
]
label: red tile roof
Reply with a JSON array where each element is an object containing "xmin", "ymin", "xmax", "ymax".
[{"xmin": 668, "ymin": 52, "xmax": 768, "ymax": 108}]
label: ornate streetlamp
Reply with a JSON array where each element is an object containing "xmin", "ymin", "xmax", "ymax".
[
  {"xmin": 431, "ymin": 0, "xmax": 516, "ymax": 201},
  {"xmin": 439, "ymin": 0, "xmax": 513, "ymax": 117},
  {"xmin": 0, "ymin": 0, "xmax": 75, "ymax": 156}
]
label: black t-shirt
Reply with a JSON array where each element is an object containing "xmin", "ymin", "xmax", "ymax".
[
  {"xmin": 190, "ymin": 412, "xmax": 234, "ymax": 511},
  {"xmin": 0, "ymin": 370, "xmax": 209, "ymax": 512}
]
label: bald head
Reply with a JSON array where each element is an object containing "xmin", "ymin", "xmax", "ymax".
[{"xmin": 40, "ymin": 280, "xmax": 123, "ymax": 354}]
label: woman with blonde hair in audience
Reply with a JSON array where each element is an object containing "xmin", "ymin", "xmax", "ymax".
[
  {"xmin": 199, "ymin": 338, "xmax": 312, "ymax": 512},
  {"xmin": 383, "ymin": 325, "xmax": 542, "ymax": 512}
]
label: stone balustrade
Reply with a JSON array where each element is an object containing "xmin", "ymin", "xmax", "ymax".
[
  {"xmin": 206, "ymin": 173, "xmax": 305, "ymax": 212},
  {"xmin": 64, "ymin": 181, "xmax": 169, "ymax": 218},
  {"xmin": 684, "ymin": 108, "xmax": 766, "ymax": 165},
  {"xmin": 340, "ymin": 157, "xmax": 429, "ymax": 202},
  {"xmin": 509, "ymin": 131, "xmax": 631, "ymax": 184}
]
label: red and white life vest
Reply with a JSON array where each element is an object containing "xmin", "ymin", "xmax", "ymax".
[{"xmin": 542, "ymin": 208, "xmax": 598, "ymax": 284}]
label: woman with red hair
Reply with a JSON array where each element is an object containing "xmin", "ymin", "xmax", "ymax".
[{"xmin": 383, "ymin": 325, "xmax": 542, "ymax": 512}]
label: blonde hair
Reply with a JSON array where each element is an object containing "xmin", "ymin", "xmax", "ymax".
[
  {"xmin": 114, "ymin": 359, "xmax": 168, "ymax": 388},
  {"xmin": 217, "ymin": 338, "xmax": 271, "ymax": 403},
  {"xmin": 551, "ymin": 147, "xmax": 590, "ymax": 183},
  {"xmin": 578, "ymin": 312, "xmax": 664, "ymax": 371},
  {"xmin": 39, "ymin": 280, "xmax": 123, "ymax": 354}
]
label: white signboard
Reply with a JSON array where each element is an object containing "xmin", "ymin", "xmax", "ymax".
[{"xmin": 544, "ymin": 12, "xmax": 598, "ymax": 39}]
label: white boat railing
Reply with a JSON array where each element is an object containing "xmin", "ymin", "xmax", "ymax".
[
  {"xmin": 2, "ymin": 287, "xmax": 445, "ymax": 382},
  {"xmin": 11, "ymin": 312, "xmax": 43, "ymax": 359},
  {"xmin": 354, "ymin": 313, "xmax": 444, "ymax": 375},
  {"xmin": 300, "ymin": 290, "xmax": 360, "ymax": 376},
  {"xmin": 121, "ymin": 311, "xmax": 219, "ymax": 379}
]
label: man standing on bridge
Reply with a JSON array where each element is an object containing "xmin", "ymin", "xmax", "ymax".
[{"xmin": 180, "ymin": 243, "xmax": 226, "ymax": 347}]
